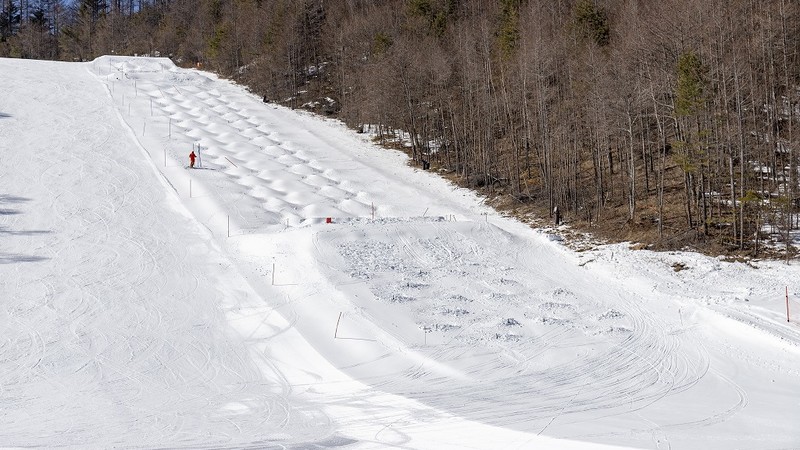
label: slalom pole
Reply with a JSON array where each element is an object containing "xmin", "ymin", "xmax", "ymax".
[
  {"xmin": 787, "ymin": 286, "xmax": 791, "ymax": 323},
  {"xmin": 335, "ymin": 312, "xmax": 342, "ymax": 338}
]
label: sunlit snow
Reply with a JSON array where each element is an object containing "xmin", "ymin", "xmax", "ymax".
[{"xmin": 1, "ymin": 56, "xmax": 799, "ymax": 449}]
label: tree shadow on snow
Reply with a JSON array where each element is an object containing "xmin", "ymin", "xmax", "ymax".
[
  {"xmin": 0, "ymin": 194, "xmax": 31, "ymax": 203},
  {"xmin": 0, "ymin": 253, "xmax": 49, "ymax": 264},
  {"xmin": 0, "ymin": 226, "xmax": 51, "ymax": 235},
  {"xmin": 0, "ymin": 227, "xmax": 51, "ymax": 264},
  {"xmin": 0, "ymin": 194, "xmax": 50, "ymax": 263}
]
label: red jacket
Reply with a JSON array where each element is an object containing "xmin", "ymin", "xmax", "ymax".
[{"xmin": 189, "ymin": 151, "xmax": 196, "ymax": 161}]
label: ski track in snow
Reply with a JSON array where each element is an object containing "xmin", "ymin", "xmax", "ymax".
[
  {"xmin": 313, "ymin": 222, "xmax": 711, "ymax": 426},
  {"xmin": 0, "ymin": 56, "xmax": 799, "ymax": 449}
]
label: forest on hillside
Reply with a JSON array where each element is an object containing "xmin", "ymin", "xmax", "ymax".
[{"xmin": 3, "ymin": 0, "xmax": 800, "ymax": 257}]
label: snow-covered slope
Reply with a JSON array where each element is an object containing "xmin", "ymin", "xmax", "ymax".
[{"xmin": 1, "ymin": 56, "xmax": 798, "ymax": 449}]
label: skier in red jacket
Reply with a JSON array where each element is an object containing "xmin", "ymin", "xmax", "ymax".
[{"xmin": 189, "ymin": 150, "xmax": 196, "ymax": 168}]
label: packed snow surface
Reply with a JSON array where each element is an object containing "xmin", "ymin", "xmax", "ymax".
[{"xmin": 1, "ymin": 56, "xmax": 799, "ymax": 449}]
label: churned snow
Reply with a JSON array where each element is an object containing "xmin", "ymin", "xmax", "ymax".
[{"xmin": 1, "ymin": 56, "xmax": 799, "ymax": 449}]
